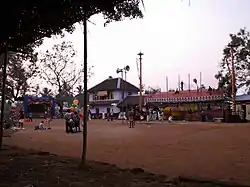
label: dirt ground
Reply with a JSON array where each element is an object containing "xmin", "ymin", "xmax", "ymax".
[{"xmin": 3, "ymin": 119, "xmax": 250, "ymax": 186}]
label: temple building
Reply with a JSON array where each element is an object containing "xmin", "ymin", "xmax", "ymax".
[{"xmin": 144, "ymin": 89, "xmax": 227, "ymax": 121}]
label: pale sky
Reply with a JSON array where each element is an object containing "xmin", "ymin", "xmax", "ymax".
[{"xmin": 39, "ymin": 0, "xmax": 250, "ymax": 92}]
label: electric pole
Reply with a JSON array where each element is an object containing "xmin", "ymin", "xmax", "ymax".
[
  {"xmin": 138, "ymin": 52, "xmax": 143, "ymax": 111},
  {"xmin": 81, "ymin": 11, "xmax": 88, "ymax": 165}
]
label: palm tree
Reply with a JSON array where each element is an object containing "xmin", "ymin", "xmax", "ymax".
[
  {"xmin": 40, "ymin": 87, "xmax": 52, "ymax": 97},
  {"xmin": 76, "ymin": 85, "xmax": 83, "ymax": 95}
]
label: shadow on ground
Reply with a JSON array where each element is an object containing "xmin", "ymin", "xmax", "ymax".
[{"xmin": 0, "ymin": 146, "xmax": 249, "ymax": 187}]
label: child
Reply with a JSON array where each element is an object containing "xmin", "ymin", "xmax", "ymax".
[
  {"xmin": 39, "ymin": 121, "xmax": 46, "ymax": 130},
  {"xmin": 34, "ymin": 121, "xmax": 46, "ymax": 130}
]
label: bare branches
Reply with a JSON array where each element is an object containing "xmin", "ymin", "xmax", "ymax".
[{"xmin": 38, "ymin": 41, "xmax": 92, "ymax": 96}]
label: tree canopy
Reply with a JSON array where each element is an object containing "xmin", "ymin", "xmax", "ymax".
[
  {"xmin": 215, "ymin": 28, "xmax": 250, "ymax": 94},
  {"xmin": 0, "ymin": 0, "xmax": 143, "ymax": 55},
  {"xmin": 0, "ymin": 51, "xmax": 38, "ymax": 102}
]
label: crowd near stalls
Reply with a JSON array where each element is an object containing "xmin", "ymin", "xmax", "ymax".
[{"xmin": 144, "ymin": 89, "xmax": 228, "ymax": 122}]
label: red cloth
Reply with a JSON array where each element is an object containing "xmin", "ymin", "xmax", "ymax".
[{"xmin": 79, "ymin": 113, "xmax": 84, "ymax": 119}]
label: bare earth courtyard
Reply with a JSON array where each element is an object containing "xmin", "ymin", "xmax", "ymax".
[{"xmin": 3, "ymin": 120, "xmax": 250, "ymax": 185}]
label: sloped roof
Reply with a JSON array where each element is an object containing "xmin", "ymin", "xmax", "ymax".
[
  {"xmin": 146, "ymin": 89, "xmax": 224, "ymax": 99},
  {"xmin": 236, "ymin": 94, "xmax": 250, "ymax": 102},
  {"xmin": 117, "ymin": 95, "xmax": 144, "ymax": 108},
  {"xmin": 88, "ymin": 78, "xmax": 139, "ymax": 93}
]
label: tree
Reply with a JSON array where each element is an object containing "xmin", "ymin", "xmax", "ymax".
[
  {"xmin": 40, "ymin": 87, "xmax": 53, "ymax": 97},
  {"xmin": 75, "ymin": 85, "xmax": 83, "ymax": 95},
  {"xmin": 144, "ymin": 86, "xmax": 161, "ymax": 94},
  {"xmin": 215, "ymin": 28, "xmax": 250, "ymax": 94},
  {"xmin": 0, "ymin": 0, "xmax": 143, "ymax": 55},
  {"xmin": 0, "ymin": 52, "xmax": 38, "ymax": 102},
  {"xmin": 39, "ymin": 41, "xmax": 85, "ymax": 96}
]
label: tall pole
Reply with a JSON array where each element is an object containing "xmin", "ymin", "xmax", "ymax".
[
  {"xmin": 0, "ymin": 42, "xmax": 8, "ymax": 149},
  {"xmin": 231, "ymin": 46, "xmax": 236, "ymax": 114},
  {"xmin": 138, "ymin": 52, "xmax": 143, "ymax": 111},
  {"xmin": 199, "ymin": 72, "xmax": 202, "ymax": 92},
  {"xmin": 81, "ymin": 11, "xmax": 88, "ymax": 165},
  {"xmin": 166, "ymin": 76, "xmax": 168, "ymax": 92},
  {"xmin": 188, "ymin": 73, "xmax": 191, "ymax": 91},
  {"xmin": 125, "ymin": 70, "xmax": 128, "ymax": 118},
  {"xmin": 121, "ymin": 71, "xmax": 124, "ymax": 123},
  {"xmin": 178, "ymin": 75, "xmax": 180, "ymax": 91}
]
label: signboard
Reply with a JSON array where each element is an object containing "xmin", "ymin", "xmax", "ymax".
[{"xmin": 97, "ymin": 91, "xmax": 107, "ymax": 96}]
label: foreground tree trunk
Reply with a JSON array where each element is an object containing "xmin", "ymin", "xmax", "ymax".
[
  {"xmin": 81, "ymin": 11, "xmax": 88, "ymax": 165},
  {"xmin": 0, "ymin": 43, "xmax": 8, "ymax": 149}
]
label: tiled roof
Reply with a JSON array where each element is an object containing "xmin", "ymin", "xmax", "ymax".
[
  {"xmin": 145, "ymin": 89, "xmax": 225, "ymax": 103},
  {"xmin": 146, "ymin": 89, "xmax": 224, "ymax": 98},
  {"xmin": 88, "ymin": 77, "xmax": 139, "ymax": 93},
  {"xmin": 236, "ymin": 94, "xmax": 250, "ymax": 101},
  {"xmin": 117, "ymin": 95, "xmax": 145, "ymax": 107}
]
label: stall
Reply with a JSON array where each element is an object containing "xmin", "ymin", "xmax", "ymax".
[{"xmin": 24, "ymin": 96, "xmax": 56, "ymax": 118}]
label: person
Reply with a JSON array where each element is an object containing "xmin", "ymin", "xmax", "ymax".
[
  {"xmin": 110, "ymin": 109, "xmax": 114, "ymax": 121},
  {"xmin": 44, "ymin": 111, "xmax": 52, "ymax": 129},
  {"xmin": 29, "ymin": 112, "xmax": 33, "ymax": 122},
  {"xmin": 37, "ymin": 121, "xmax": 46, "ymax": 130},
  {"xmin": 64, "ymin": 109, "xmax": 73, "ymax": 133},
  {"xmin": 168, "ymin": 115, "xmax": 173, "ymax": 123},
  {"xmin": 19, "ymin": 110, "xmax": 24, "ymax": 129},
  {"xmin": 107, "ymin": 111, "xmax": 110, "ymax": 121},
  {"xmin": 73, "ymin": 111, "xmax": 80, "ymax": 132},
  {"xmin": 128, "ymin": 108, "xmax": 134, "ymax": 128}
]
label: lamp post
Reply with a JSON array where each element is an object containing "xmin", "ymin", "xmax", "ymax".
[
  {"xmin": 116, "ymin": 65, "xmax": 130, "ymax": 122},
  {"xmin": 123, "ymin": 65, "xmax": 130, "ymax": 116},
  {"xmin": 116, "ymin": 68, "xmax": 124, "ymax": 122}
]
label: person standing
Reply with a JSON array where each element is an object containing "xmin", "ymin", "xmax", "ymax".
[
  {"xmin": 128, "ymin": 108, "xmax": 134, "ymax": 128},
  {"xmin": 29, "ymin": 112, "xmax": 33, "ymax": 122},
  {"xmin": 19, "ymin": 110, "xmax": 25, "ymax": 129},
  {"xmin": 64, "ymin": 109, "xmax": 73, "ymax": 133},
  {"xmin": 110, "ymin": 109, "xmax": 114, "ymax": 121}
]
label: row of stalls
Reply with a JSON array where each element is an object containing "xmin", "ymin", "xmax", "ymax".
[
  {"xmin": 144, "ymin": 89, "xmax": 227, "ymax": 121},
  {"xmin": 119, "ymin": 89, "xmax": 228, "ymax": 121}
]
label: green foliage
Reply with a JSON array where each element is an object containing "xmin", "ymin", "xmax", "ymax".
[
  {"xmin": 144, "ymin": 86, "xmax": 161, "ymax": 94},
  {"xmin": 215, "ymin": 28, "xmax": 250, "ymax": 94},
  {"xmin": 0, "ymin": 52, "xmax": 39, "ymax": 102},
  {"xmin": 0, "ymin": 0, "xmax": 143, "ymax": 55}
]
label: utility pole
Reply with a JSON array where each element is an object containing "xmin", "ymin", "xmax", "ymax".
[
  {"xmin": 138, "ymin": 52, "xmax": 143, "ymax": 111},
  {"xmin": 230, "ymin": 46, "xmax": 236, "ymax": 114},
  {"xmin": 81, "ymin": 11, "xmax": 88, "ymax": 165},
  {"xmin": 166, "ymin": 76, "xmax": 168, "ymax": 92}
]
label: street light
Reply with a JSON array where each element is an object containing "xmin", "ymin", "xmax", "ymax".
[
  {"xmin": 123, "ymin": 65, "xmax": 130, "ymax": 117},
  {"xmin": 116, "ymin": 65, "xmax": 130, "ymax": 121}
]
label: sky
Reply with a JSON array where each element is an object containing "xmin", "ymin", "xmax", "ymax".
[{"xmin": 39, "ymin": 0, "xmax": 250, "ymax": 92}]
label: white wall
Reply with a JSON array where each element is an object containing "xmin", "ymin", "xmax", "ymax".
[
  {"xmin": 90, "ymin": 105, "xmax": 120, "ymax": 114},
  {"xmin": 88, "ymin": 90, "xmax": 138, "ymax": 114}
]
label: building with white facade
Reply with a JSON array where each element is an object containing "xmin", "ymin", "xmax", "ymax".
[{"xmin": 88, "ymin": 77, "xmax": 139, "ymax": 118}]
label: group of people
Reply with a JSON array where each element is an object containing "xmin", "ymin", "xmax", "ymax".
[{"xmin": 64, "ymin": 109, "xmax": 81, "ymax": 133}]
